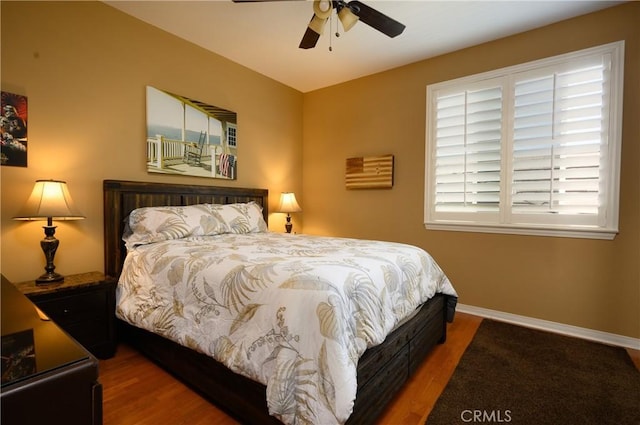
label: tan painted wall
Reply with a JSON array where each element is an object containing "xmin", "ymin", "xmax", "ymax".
[
  {"xmin": 1, "ymin": 1, "xmax": 303, "ymax": 282},
  {"xmin": 302, "ymin": 3, "xmax": 640, "ymax": 339},
  {"xmin": 2, "ymin": 2, "xmax": 637, "ymax": 340}
]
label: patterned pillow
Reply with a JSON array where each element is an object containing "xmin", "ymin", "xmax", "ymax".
[
  {"xmin": 213, "ymin": 202, "xmax": 268, "ymax": 234},
  {"xmin": 123, "ymin": 202, "xmax": 267, "ymax": 249}
]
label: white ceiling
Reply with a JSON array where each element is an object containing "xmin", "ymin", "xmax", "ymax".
[{"xmin": 105, "ymin": 0, "xmax": 621, "ymax": 93}]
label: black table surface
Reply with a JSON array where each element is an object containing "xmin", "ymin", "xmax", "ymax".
[{"xmin": 1, "ymin": 275, "xmax": 90, "ymax": 388}]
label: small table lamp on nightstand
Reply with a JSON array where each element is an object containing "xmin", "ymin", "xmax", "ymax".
[
  {"xmin": 277, "ymin": 192, "xmax": 302, "ymax": 234},
  {"xmin": 13, "ymin": 179, "xmax": 85, "ymax": 285}
]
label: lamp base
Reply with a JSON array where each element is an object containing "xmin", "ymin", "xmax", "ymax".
[
  {"xmin": 36, "ymin": 271, "xmax": 64, "ymax": 285},
  {"xmin": 37, "ymin": 224, "xmax": 63, "ymax": 285},
  {"xmin": 285, "ymin": 214, "xmax": 293, "ymax": 233}
]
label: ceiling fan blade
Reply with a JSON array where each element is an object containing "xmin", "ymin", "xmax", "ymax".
[
  {"xmin": 348, "ymin": 0, "xmax": 405, "ymax": 38},
  {"xmin": 299, "ymin": 26, "xmax": 321, "ymax": 49},
  {"xmin": 299, "ymin": 12, "xmax": 328, "ymax": 49}
]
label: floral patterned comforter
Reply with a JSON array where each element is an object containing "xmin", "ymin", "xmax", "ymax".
[{"xmin": 117, "ymin": 232, "xmax": 457, "ymax": 424}]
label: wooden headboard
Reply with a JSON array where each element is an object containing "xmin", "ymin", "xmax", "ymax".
[{"xmin": 103, "ymin": 180, "xmax": 269, "ymax": 279}]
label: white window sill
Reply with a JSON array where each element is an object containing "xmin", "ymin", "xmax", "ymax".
[{"xmin": 424, "ymin": 222, "xmax": 617, "ymax": 240}]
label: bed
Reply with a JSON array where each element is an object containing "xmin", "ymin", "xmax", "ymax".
[{"xmin": 103, "ymin": 179, "xmax": 457, "ymax": 425}]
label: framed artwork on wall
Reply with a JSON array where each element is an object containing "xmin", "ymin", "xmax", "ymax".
[
  {"xmin": 345, "ymin": 154, "xmax": 394, "ymax": 189},
  {"xmin": 1, "ymin": 91, "xmax": 28, "ymax": 167},
  {"xmin": 146, "ymin": 86, "xmax": 237, "ymax": 180}
]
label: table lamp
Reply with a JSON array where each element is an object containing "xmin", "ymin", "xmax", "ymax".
[
  {"xmin": 277, "ymin": 192, "xmax": 302, "ymax": 234},
  {"xmin": 13, "ymin": 179, "xmax": 85, "ymax": 284}
]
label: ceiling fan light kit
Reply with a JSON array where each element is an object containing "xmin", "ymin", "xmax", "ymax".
[
  {"xmin": 308, "ymin": 14, "xmax": 328, "ymax": 35},
  {"xmin": 232, "ymin": 0, "xmax": 404, "ymax": 50},
  {"xmin": 314, "ymin": 0, "xmax": 333, "ymax": 18},
  {"xmin": 300, "ymin": 0, "xmax": 405, "ymax": 49},
  {"xmin": 338, "ymin": 6, "xmax": 359, "ymax": 32}
]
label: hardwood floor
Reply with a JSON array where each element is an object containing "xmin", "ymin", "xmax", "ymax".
[
  {"xmin": 99, "ymin": 313, "xmax": 639, "ymax": 425},
  {"xmin": 375, "ymin": 313, "xmax": 482, "ymax": 425}
]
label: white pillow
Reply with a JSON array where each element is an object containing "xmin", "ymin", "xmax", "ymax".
[
  {"xmin": 123, "ymin": 202, "xmax": 266, "ymax": 249},
  {"xmin": 215, "ymin": 202, "xmax": 268, "ymax": 235}
]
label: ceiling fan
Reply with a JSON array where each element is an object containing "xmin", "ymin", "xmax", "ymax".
[{"xmin": 232, "ymin": 0, "xmax": 406, "ymax": 49}]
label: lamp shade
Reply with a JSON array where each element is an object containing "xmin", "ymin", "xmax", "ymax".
[
  {"xmin": 338, "ymin": 6, "xmax": 359, "ymax": 32},
  {"xmin": 313, "ymin": 0, "xmax": 333, "ymax": 19},
  {"xmin": 277, "ymin": 192, "xmax": 302, "ymax": 213},
  {"xmin": 13, "ymin": 180, "xmax": 85, "ymax": 221}
]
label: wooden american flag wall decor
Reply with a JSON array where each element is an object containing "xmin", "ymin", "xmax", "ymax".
[{"xmin": 345, "ymin": 154, "xmax": 394, "ymax": 189}]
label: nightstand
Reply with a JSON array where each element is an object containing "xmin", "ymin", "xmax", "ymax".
[{"xmin": 14, "ymin": 272, "xmax": 117, "ymax": 359}]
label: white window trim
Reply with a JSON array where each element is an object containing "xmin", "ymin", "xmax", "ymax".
[{"xmin": 424, "ymin": 41, "xmax": 624, "ymax": 240}]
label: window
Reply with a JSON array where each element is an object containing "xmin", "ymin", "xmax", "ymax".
[
  {"xmin": 425, "ymin": 41, "xmax": 624, "ymax": 240},
  {"xmin": 227, "ymin": 123, "xmax": 237, "ymax": 148}
]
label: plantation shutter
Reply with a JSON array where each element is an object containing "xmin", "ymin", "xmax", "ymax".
[
  {"xmin": 511, "ymin": 55, "xmax": 609, "ymax": 221},
  {"xmin": 426, "ymin": 41, "xmax": 622, "ymax": 239},
  {"xmin": 433, "ymin": 82, "xmax": 503, "ymax": 215}
]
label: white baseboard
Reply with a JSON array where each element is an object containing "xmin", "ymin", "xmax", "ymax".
[{"xmin": 457, "ymin": 303, "xmax": 640, "ymax": 350}]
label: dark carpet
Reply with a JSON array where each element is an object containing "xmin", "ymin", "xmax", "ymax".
[{"xmin": 427, "ymin": 319, "xmax": 640, "ymax": 424}]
